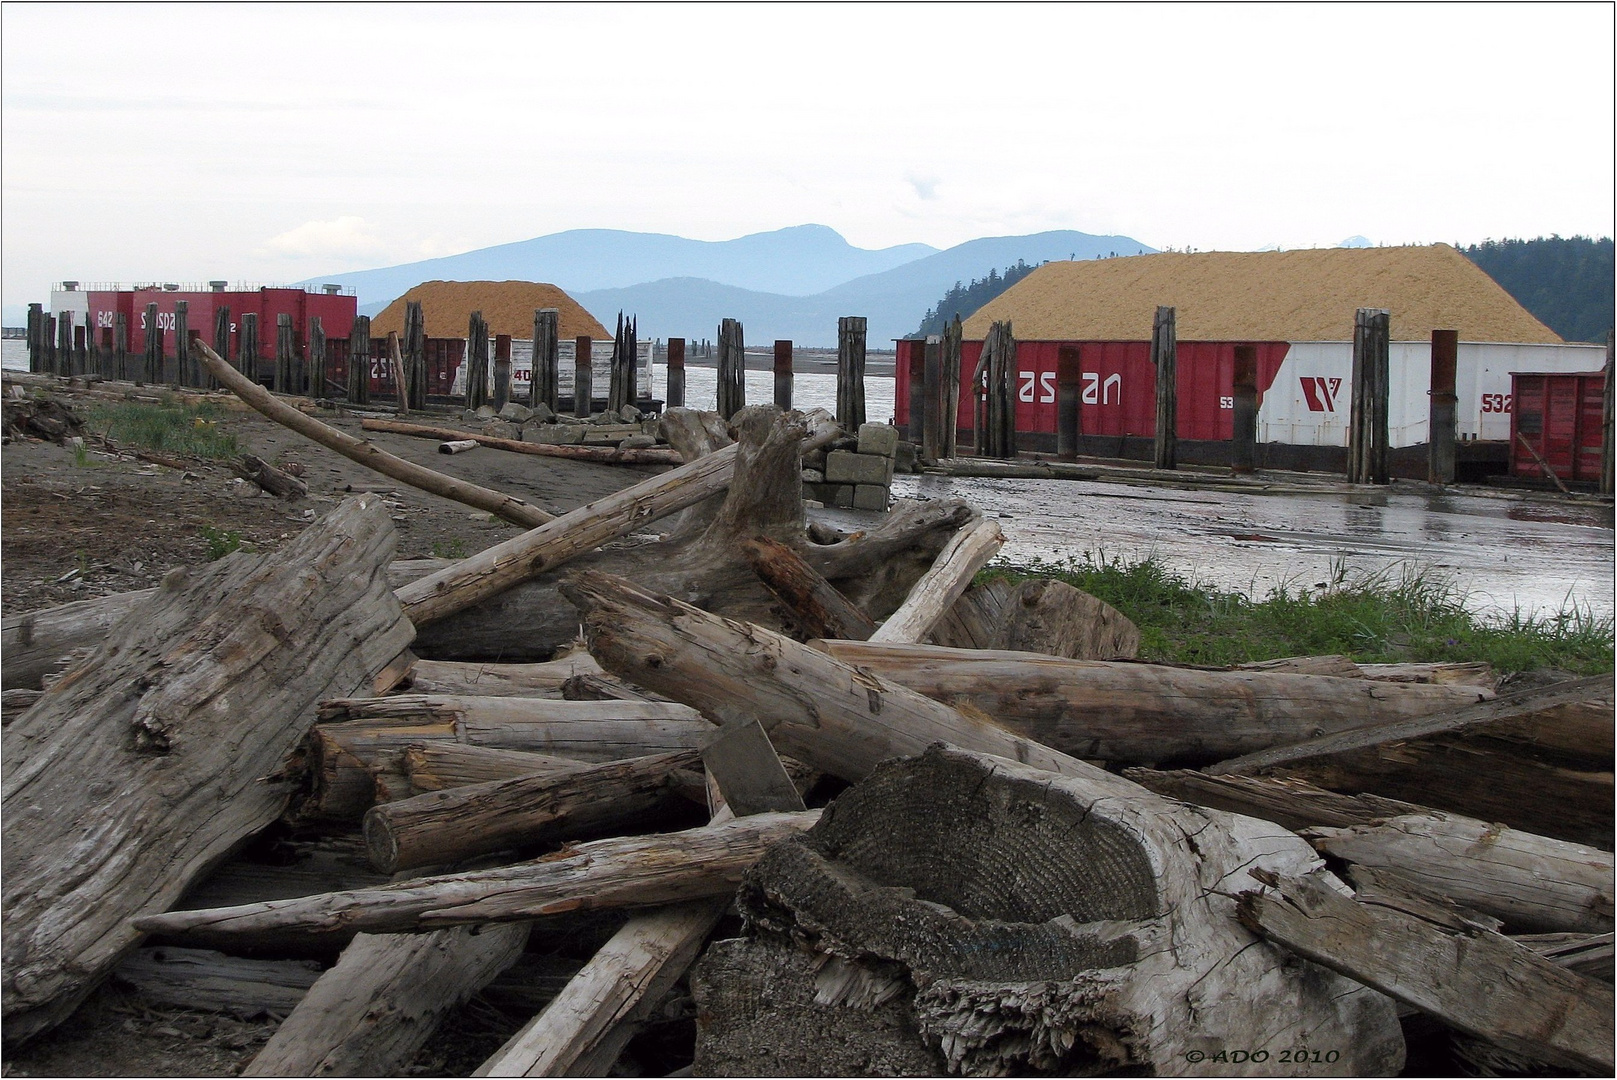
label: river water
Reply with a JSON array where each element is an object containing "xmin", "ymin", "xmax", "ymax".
[{"xmin": 7, "ymin": 342, "xmax": 1611, "ymax": 619}]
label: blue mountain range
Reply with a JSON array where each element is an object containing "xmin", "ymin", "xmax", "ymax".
[{"xmin": 302, "ymin": 225, "xmax": 1155, "ymax": 347}]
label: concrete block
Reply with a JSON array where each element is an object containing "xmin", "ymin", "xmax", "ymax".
[
  {"xmin": 481, "ymin": 420, "xmax": 520, "ymax": 440},
  {"xmin": 529, "ymin": 403, "xmax": 555, "ymax": 423},
  {"xmin": 801, "ymin": 469, "xmax": 825, "ymax": 483},
  {"xmin": 533, "ymin": 424, "xmax": 585, "ymax": 445},
  {"xmin": 826, "ymin": 450, "xmax": 894, "ymax": 487},
  {"xmin": 620, "ymin": 404, "xmax": 642, "ymax": 422},
  {"xmin": 807, "ymin": 483, "xmax": 854, "ymax": 508},
  {"xmin": 498, "ymin": 402, "xmax": 532, "ymax": 423},
  {"xmin": 853, "ymin": 484, "xmax": 890, "ymax": 511},
  {"xmin": 856, "ymin": 423, "xmax": 900, "ymax": 458},
  {"xmin": 894, "ymin": 442, "xmax": 918, "ymax": 474}
]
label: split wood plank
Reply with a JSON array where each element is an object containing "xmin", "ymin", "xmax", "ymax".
[
  {"xmin": 1238, "ymin": 869, "xmax": 1614, "ymax": 1074},
  {"xmin": 868, "ymin": 518, "xmax": 1003, "ymax": 644}
]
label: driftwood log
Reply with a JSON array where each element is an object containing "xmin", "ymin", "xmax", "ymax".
[
  {"xmin": 1239, "ymin": 868, "xmax": 1613, "ymax": 1074},
  {"xmin": 233, "ymin": 454, "xmax": 309, "ymax": 498},
  {"xmin": 193, "ymin": 341, "xmax": 554, "ymax": 527},
  {"xmin": 930, "ymin": 575, "xmax": 1141, "ymax": 659},
  {"xmin": 2, "ymin": 497, "xmax": 413, "ymax": 1044},
  {"xmin": 1304, "ymin": 812, "xmax": 1614, "ymax": 934},
  {"xmin": 132, "ymin": 812, "xmax": 819, "ymax": 941},
  {"xmin": 112, "ymin": 947, "xmax": 322, "ymax": 1017},
  {"xmin": 740, "ymin": 534, "xmax": 876, "ymax": 641},
  {"xmin": 406, "ymin": 655, "xmax": 605, "ymax": 697},
  {"xmin": 693, "ymin": 746, "xmax": 1403, "ymax": 1076},
  {"xmin": 361, "ymin": 417, "xmax": 683, "ymax": 465},
  {"xmin": 809, "ymin": 639, "xmax": 1492, "ymax": 766},
  {"xmin": 868, "ymin": 517, "xmax": 1002, "ymax": 643},
  {"xmin": 1123, "ymin": 768, "xmax": 1427, "ymax": 832}
]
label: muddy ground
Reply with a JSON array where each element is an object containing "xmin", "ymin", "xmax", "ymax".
[{"xmin": 1, "ymin": 377, "xmax": 682, "ymax": 1077}]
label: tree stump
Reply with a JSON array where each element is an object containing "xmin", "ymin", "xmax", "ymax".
[{"xmin": 693, "ymin": 745, "xmax": 1404, "ymax": 1076}]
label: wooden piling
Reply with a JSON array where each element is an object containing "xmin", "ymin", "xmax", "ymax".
[
  {"xmin": 1231, "ymin": 344, "xmax": 1258, "ymax": 475},
  {"xmin": 666, "ymin": 337, "xmax": 685, "ymax": 409},
  {"xmin": 347, "ymin": 315, "xmax": 369, "ymax": 405},
  {"xmin": 241, "ymin": 312, "xmax": 261, "ymax": 388},
  {"xmin": 210, "ymin": 307, "xmax": 229, "ymax": 388},
  {"xmin": 1056, "ymin": 344, "xmax": 1082, "ymax": 461},
  {"xmin": 1602, "ymin": 331, "xmax": 1614, "ymax": 497},
  {"xmin": 71, "ymin": 324, "xmax": 86, "ymax": 378},
  {"xmin": 922, "ymin": 335, "xmax": 945, "ymax": 461},
  {"xmin": 142, "ymin": 303, "xmax": 161, "ymax": 385},
  {"xmin": 979, "ymin": 320, "xmax": 1018, "ymax": 458},
  {"xmin": 404, "ymin": 301, "xmax": 427, "ymax": 410},
  {"xmin": 773, "ymin": 340, "xmax": 793, "ymax": 411},
  {"xmin": 58, "ymin": 312, "xmax": 75, "ymax": 379},
  {"xmin": 114, "ymin": 311, "xmax": 129, "ymax": 382},
  {"xmin": 99, "ymin": 327, "xmax": 114, "ymax": 380},
  {"xmin": 274, "ymin": 314, "xmax": 295, "ymax": 394},
  {"xmin": 1151, "ymin": 306, "xmax": 1178, "ymax": 470},
  {"xmin": 906, "ymin": 341, "xmax": 925, "ymax": 444},
  {"xmin": 716, "ymin": 318, "xmax": 744, "ymax": 419},
  {"xmin": 836, "ymin": 316, "xmax": 867, "ymax": 430},
  {"xmin": 173, "ymin": 302, "xmax": 190, "ymax": 386},
  {"xmin": 390, "ymin": 331, "xmax": 411, "ymax": 415},
  {"xmin": 308, "ymin": 317, "xmax": 326, "ymax": 400},
  {"xmin": 1428, "ymin": 329, "xmax": 1459, "ymax": 485},
  {"xmin": 465, "ymin": 312, "xmax": 489, "ymax": 410},
  {"xmin": 574, "ymin": 335, "xmax": 592, "ymax": 418},
  {"xmin": 1349, "ymin": 308, "xmax": 1391, "ymax": 484},
  {"xmin": 941, "ymin": 315, "xmax": 962, "ymax": 458},
  {"xmin": 493, "ymin": 334, "xmax": 512, "ymax": 410},
  {"xmin": 25, "ymin": 303, "xmax": 42, "ymax": 373},
  {"xmin": 532, "ymin": 308, "xmax": 559, "ymax": 412}
]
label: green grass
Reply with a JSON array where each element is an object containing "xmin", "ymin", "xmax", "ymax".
[
  {"xmin": 980, "ymin": 552, "xmax": 1615, "ymax": 676},
  {"xmin": 199, "ymin": 525, "xmax": 245, "ymax": 560},
  {"xmin": 430, "ymin": 538, "xmax": 468, "ymax": 559},
  {"xmin": 86, "ymin": 400, "xmax": 239, "ymax": 460}
]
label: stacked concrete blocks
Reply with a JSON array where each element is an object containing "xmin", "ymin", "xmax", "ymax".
[{"xmin": 807, "ymin": 422, "xmax": 899, "ymax": 511}]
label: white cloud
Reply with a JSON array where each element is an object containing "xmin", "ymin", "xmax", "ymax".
[{"xmin": 259, "ymin": 216, "xmax": 390, "ymax": 261}]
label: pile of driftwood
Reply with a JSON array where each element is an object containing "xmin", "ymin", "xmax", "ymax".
[{"xmin": 3, "ymin": 355, "xmax": 1613, "ymax": 1075}]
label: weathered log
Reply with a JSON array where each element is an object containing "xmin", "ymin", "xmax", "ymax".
[
  {"xmin": 113, "ymin": 947, "xmax": 322, "ymax": 1017},
  {"xmin": 809, "ymin": 639, "xmax": 1492, "ymax": 766},
  {"xmin": 439, "ymin": 439, "xmax": 479, "ymax": 454},
  {"xmin": 133, "ymin": 811, "xmax": 819, "ymax": 940},
  {"xmin": 476, "ymin": 902, "xmax": 721, "ymax": 1078},
  {"xmin": 868, "ymin": 518, "xmax": 1003, "ymax": 643},
  {"xmin": 740, "ymin": 534, "xmax": 876, "ymax": 641},
  {"xmin": 2, "ymin": 497, "xmax": 413, "ymax": 1044},
  {"xmin": 655, "ymin": 407, "xmax": 734, "ymax": 540},
  {"xmin": 1238, "ymin": 868, "xmax": 1614, "ymax": 1074},
  {"xmin": 407, "ymin": 655, "xmax": 605, "ymax": 697},
  {"xmin": 300, "ymin": 699, "xmax": 710, "ymax": 823},
  {"xmin": 1304, "ymin": 812, "xmax": 1614, "ymax": 933},
  {"xmin": 233, "ymin": 453, "xmax": 309, "ymax": 498},
  {"xmin": 244, "ymin": 922, "xmax": 529, "ymax": 1077},
  {"xmin": 563, "ymin": 571, "xmax": 1091, "ymax": 784},
  {"xmin": 929, "ymin": 575, "xmax": 1140, "ymax": 659},
  {"xmin": 694, "ymin": 745, "xmax": 1402, "ymax": 1076},
  {"xmin": 1123, "ymin": 767, "xmax": 1426, "ymax": 832},
  {"xmin": 192, "ymin": 341, "xmax": 554, "ymax": 528},
  {"xmin": 401, "ymin": 743, "xmax": 581, "ymax": 793},
  {"xmin": 1209, "ymin": 673, "xmax": 1611, "ymax": 775},
  {"xmin": 361, "ymin": 417, "xmax": 683, "ymax": 465},
  {"xmin": 1235, "ymin": 653, "xmax": 1364, "ymax": 677},
  {"xmin": 1355, "ymin": 660, "xmax": 1497, "ymax": 687},
  {"xmin": 1517, "ymin": 931, "xmax": 1616, "ymax": 982},
  {"xmin": 561, "ymin": 671, "xmax": 666, "ymax": 702},
  {"xmin": 362, "ymin": 751, "xmax": 701, "ymax": 873}
]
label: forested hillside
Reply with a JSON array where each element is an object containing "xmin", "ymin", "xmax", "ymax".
[
  {"xmin": 1462, "ymin": 236, "xmax": 1613, "ymax": 344},
  {"xmin": 913, "ymin": 260, "xmax": 1041, "ymax": 337}
]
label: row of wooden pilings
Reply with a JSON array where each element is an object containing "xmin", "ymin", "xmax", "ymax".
[{"xmin": 903, "ymin": 308, "xmax": 1481, "ymax": 487}]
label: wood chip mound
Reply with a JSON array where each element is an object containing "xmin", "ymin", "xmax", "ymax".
[
  {"xmin": 370, "ymin": 280, "xmax": 610, "ymax": 341},
  {"xmin": 963, "ymin": 244, "xmax": 1561, "ymax": 343}
]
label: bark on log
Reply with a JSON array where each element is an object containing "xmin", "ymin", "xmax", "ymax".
[
  {"xmin": 809, "ymin": 640, "xmax": 1492, "ymax": 767},
  {"xmin": 1123, "ymin": 767, "xmax": 1426, "ymax": 832},
  {"xmin": 1238, "ymin": 868, "xmax": 1614, "ymax": 1074},
  {"xmin": 362, "ymin": 751, "xmax": 701, "ymax": 873},
  {"xmin": 2, "ymin": 497, "xmax": 413, "ymax": 1044},
  {"xmin": 868, "ymin": 518, "xmax": 1003, "ymax": 643},
  {"xmin": 113, "ymin": 947, "xmax": 322, "ymax": 1017},
  {"xmin": 243, "ymin": 922, "xmax": 529, "ymax": 1077},
  {"xmin": 133, "ymin": 812, "xmax": 819, "ymax": 940},
  {"xmin": 694, "ymin": 745, "xmax": 1402, "ymax": 1076},
  {"xmin": 192, "ymin": 341, "xmax": 554, "ymax": 528},
  {"xmin": 233, "ymin": 453, "xmax": 309, "ymax": 498},
  {"xmin": 1235, "ymin": 657, "xmax": 1495, "ymax": 689},
  {"xmin": 929, "ymin": 576, "xmax": 1140, "ymax": 659},
  {"xmin": 361, "ymin": 417, "xmax": 682, "ymax": 465},
  {"xmin": 562, "ymin": 571, "xmax": 1092, "ymax": 784},
  {"xmin": 1304, "ymin": 812, "xmax": 1614, "ymax": 934},
  {"xmin": 475, "ymin": 902, "xmax": 721, "ymax": 1078},
  {"xmin": 740, "ymin": 534, "xmax": 876, "ymax": 641}
]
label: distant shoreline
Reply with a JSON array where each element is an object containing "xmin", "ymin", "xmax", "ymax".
[{"xmin": 679, "ymin": 348, "xmax": 895, "ymax": 376}]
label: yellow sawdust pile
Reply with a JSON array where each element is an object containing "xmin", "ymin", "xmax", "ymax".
[
  {"xmin": 369, "ymin": 281, "xmax": 610, "ymax": 341},
  {"xmin": 962, "ymin": 245, "xmax": 1560, "ymax": 343}
]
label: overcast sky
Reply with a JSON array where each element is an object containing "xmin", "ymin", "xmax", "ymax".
[{"xmin": 3, "ymin": 2, "xmax": 1613, "ymax": 317}]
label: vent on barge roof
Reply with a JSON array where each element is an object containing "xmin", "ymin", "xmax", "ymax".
[
  {"xmin": 210, "ymin": 281, "xmax": 228, "ymax": 292},
  {"xmin": 322, "ymin": 284, "xmax": 342, "ymax": 294},
  {"xmin": 60, "ymin": 281, "xmax": 79, "ymax": 292}
]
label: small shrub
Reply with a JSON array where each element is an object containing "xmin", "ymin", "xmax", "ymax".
[
  {"xmin": 199, "ymin": 525, "xmax": 244, "ymax": 561},
  {"xmin": 430, "ymin": 538, "xmax": 468, "ymax": 559}
]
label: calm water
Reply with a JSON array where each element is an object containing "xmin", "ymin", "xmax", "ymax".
[{"xmin": 7, "ymin": 340, "xmax": 1609, "ymax": 618}]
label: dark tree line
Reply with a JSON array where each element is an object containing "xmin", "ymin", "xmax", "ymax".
[
  {"xmin": 1461, "ymin": 235, "xmax": 1614, "ymax": 344},
  {"xmin": 913, "ymin": 260, "xmax": 1042, "ymax": 337}
]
